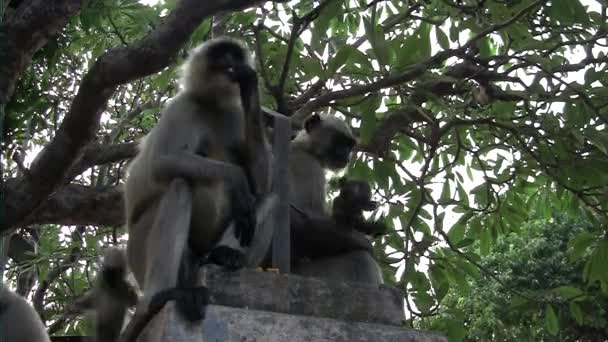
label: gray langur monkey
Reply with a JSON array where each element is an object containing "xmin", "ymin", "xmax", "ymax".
[
  {"xmin": 285, "ymin": 114, "xmax": 384, "ymax": 286},
  {"xmin": 78, "ymin": 247, "xmax": 138, "ymax": 342},
  {"xmin": 124, "ymin": 37, "xmax": 274, "ymax": 324},
  {"xmin": 332, "ymin": 177, "xmax": 388, "ymax": 237},
  {"xmin": 0, "ymin": 285, "xmax": 50, "ymax": 342}
]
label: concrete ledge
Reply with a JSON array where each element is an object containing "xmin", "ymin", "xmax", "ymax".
[
  {"xmin": 163, "ymin": 305, "xmax": 446, "ymax": 342},
  {"xmin": 203, "ymin": 265, "xmax": 404, "ymax": 326}
]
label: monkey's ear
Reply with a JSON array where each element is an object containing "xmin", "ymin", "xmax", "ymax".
[{"xmin": 304, "ymin": 114, "xmax": 322, "ymax": 132}]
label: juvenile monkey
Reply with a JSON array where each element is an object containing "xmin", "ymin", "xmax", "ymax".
[
  {"xmin": 285, "ymin": 114, "xmax": 383, "ymax": 285},
  {"xmin": 124, "ymin": 37, "xmax": 273, "ymax": 324},
  {"xmin": 332, "ymin": 177, "xmax": 387, "ymax": 237},
  {"xmin": 78, "ymin": 247, "xmax": 138, "ymax": 342},
  {"xmin": 0, "ymin": 285, "xmax": 50, "ymax": 342}
]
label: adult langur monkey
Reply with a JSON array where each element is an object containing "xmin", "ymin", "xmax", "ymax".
[
  {"xmin": 124, "ymin": 37, "xmax": 274, "ymax": 325},
  {"xmin": 0, "ymin": 285, "xmax": 50, "ymax": 342},
  {"xmin": 286, "ymin": 114, "xmax": 384, "ymax": 285}
]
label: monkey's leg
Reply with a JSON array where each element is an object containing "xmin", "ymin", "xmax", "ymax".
[
  {"xmin": 174, "ymin": 247, "xmax": 209, "ymax": 322},
  {"xmin": 293, "ymin": 250, "xmax": 383, "ymax": 285},
  {"xmin": 208, "ymin": 193, "xmax": 278, "ymax": 269},
  {"xmin": 152, "ymin": 151, "xmax": 257, "ymax": 247},
  {"xmin": 142, "ymin": 178, "xmax": 192, "ymax": 308},
  {"xmin": 290, "ymin": 208, "xmax": 373, "ymax": 258}
]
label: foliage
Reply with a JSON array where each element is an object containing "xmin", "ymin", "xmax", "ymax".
[
  {"xmin": 417, "ymin": 215, "xmax": 608, "ymax": 341},
  {"xmin": 2, "ymin": 0, "xmax": 608, "ymax": 337}
]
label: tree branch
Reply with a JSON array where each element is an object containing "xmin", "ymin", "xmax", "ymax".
[
  {"xmin": 291, "ymin": 0, "xmax": 543, "ymax": 124},
  {"xmin": 65, "ymin": 142, "xmax": 138, "ymax": 181},
  {"xmin": 20, "ymin": 184, "xmax": 124, "ymax": 228},
  {"xmin": 0, "ymin": 0, "xmax": 86, "ymax": 104},
  {"xmin": 3, "ymin": 0, "xmax": 277, "ymax": 231}
]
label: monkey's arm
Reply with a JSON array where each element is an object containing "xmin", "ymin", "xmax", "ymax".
[
  {"xmin": 235, "ymin": 63, "xmax": 272, "ymax": 197},
  {"xmin": 74, "ymin": 291, "xmax": 96, "ymax": 310},
  {"xmin": 290, "ymin": 207, "xmax": 373, "ymax": 258},
  {"xmin": 354, "ymin": 219, "xmax": 388, "ymax": 237},
  {"xmin": 152, "ymin": 151, "xmax": 248, "ymax": 185}
]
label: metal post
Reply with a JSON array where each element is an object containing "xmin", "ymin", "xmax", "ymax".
[{"xmin": 268, "ymin": 109, "xmax": 291, "ymax": 273}]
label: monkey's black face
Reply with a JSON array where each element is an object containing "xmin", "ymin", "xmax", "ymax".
[
  {"xmin": 338, "ymin": 179, "xmax": 377, "ymax": 211},
  {"xmin": 326, "ymin": 133, "xmax": 355, "ymax": 169},
  {"xmin": 205, "ymin": 41, "xmax": 252, "ymax": 82}
]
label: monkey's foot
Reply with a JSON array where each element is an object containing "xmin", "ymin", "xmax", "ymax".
[
  {"xmin": 208, "ymin": 246, "xmax": 246, "ymax": 270},
  {"xmin": 174, "ymin": 286, "xmax": 209, "ymax": 322}
]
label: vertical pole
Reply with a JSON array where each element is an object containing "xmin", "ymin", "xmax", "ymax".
[
  {"xmin": 271, "ymin": 113, "xmax": 291, "ymax": 273},
  {"xmin": 0, "ymin": 0, "xmax": 5, "ymax": 286}
]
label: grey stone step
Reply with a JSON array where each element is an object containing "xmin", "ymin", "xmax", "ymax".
[
  {"xmin": 162, "ymin": 305, "xmax": 447, "ymax": 342},
  {"xmin": 202, "ymin": 265, "xmax": 404, "ymax": 326}
]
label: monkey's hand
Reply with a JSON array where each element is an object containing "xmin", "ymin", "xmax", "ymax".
[
  {"xmin": 354, "ymin": 218, "xmax": 389, "ymax": 237},
  {"xmin": 230, "ymin": 64, "xmax": 257, "ymax": 87},
  {"xmin": 173, "ymin": 286, "xmax": 210, "ymax": 322},
  {"xmin": 231, "ymin": 64, "xmax": 258, "ymax": 114},
  {"xmin": 208, "ymin": 246, "xmax": 246, "ymax": 270},
  {"xmin": 230, "ymin": 176, "xmax": 257, "ymax": 247}
]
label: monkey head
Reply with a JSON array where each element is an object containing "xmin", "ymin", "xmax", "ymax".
[
  {"xmin": 100, "ymin": 247, "xmax": 129, "ymax": 288},
  {"xmin": 336, "ymin": 177, "xmax": 377, "ymax": 212},
  {"xmin": 180, "ymin": 37, "xmax": 256, "ymax": 102},
  {"xmin": 295, "ymin": 114, "xmax": 356, "ymax": 170}
]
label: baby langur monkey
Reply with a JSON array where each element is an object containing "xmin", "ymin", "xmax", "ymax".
[
  {"xmin": 78, "ymin": 247, "xmax": 138, "ymax": 342},
  {"xmin": 332, "ymin": 177, "xmax": 388, "ymax": 237},
  {"xmin": 0, "ymin": 284, "xmax": 50, "ymax": 342},
  {"xmin": 125, "ymin": 36, "xmax": 273, "ymax": 326}
]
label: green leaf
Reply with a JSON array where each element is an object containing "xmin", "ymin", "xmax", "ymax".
[
  {"xmin": 548, "ymin": 0, "xmax": 589, "ymax": 24},
  {"xmin": 435, "ymin": 27, "xmax": 450, "ymax": 50},
  {"xmin": 552, "ymin": 286, "xmax": 583, "ymax": 299},
  {"xmin": 396, "ymin": 23, "xmax": 431, "ymax": 69},
  {"xmin": 545, "ymin": 304, "xmax": 559, "ymax": 336},
  {"xmin": 479, "ymin": 227, "xmax": 491, "ymax": 256},
  {"xmin": 584, "ymin": 239, "xmax": 608, "ymax": 284},
  {"xmin": 412, "ymin": 290, "xmax": 435, "ymax": 313},
  {"xmin": 569, "ymin": 302, "xmax": 584, "ymax": 325},
  {"xmin": 439, "ymin": 180, "xmax": 451, "ymax": 204},
  {"xmin": 363, "ymin": 17, "xmax": 390, "ymax": 66},
  {"xmin": 328, "ymin": 46, "xmax": 351, "ymax": 74},
  {"xmin": 429, "ymin": 263, "xmax": 449, "ymax": 302},
  {"xmin": 478, "ymin": 37, "xmax": 494, "ymax": 58},
  {"xmin": 448, "ymin": 212, "xmax": 472, "ymax": 245},
  {"xmin": 568, "ymin": 232, "xmax": 596, "ymax": 261},
  {"xmin": 585, "ymin": 129, "xmax": 608, "ymax": 156},
  {"xmin": 456, "ymin": 182, "xmax": 469, "ymax": 206},
  {"xmin": 447, "ymin": 319, "xmax": 466, "ymax": 342}
]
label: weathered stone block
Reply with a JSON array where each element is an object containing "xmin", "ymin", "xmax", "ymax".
[
  {"xmin": 203, "ymin": 265, "xmax": 404, "ymax": 325},
  {"xmin": 162, "ymin": 305, "xmax": 447, "ymax": 342}
]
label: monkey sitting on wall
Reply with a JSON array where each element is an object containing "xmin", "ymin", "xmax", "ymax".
[
  {"xmin": 284, "ymin": 114, "xmax": 384, "ymax": 286},
  {"xmin": 331, "ymin": 177, "xmax": 388, "ymax": 237},
  {"xmin": 124, "ymin": 36, "xmax": 274, "ymax": 326}
]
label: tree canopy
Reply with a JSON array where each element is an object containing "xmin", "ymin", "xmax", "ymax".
[{"xmin": 1, "ymin": 0, "xmax": 607, "ymax": 339}]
